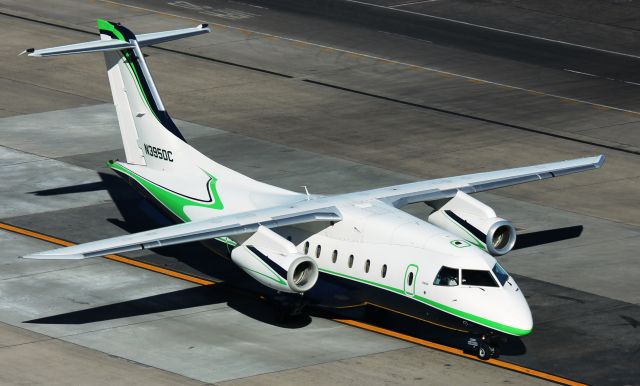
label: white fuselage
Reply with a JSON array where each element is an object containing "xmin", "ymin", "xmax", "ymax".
[{"xmin": 272, "ymin": 200, "xmax": 533, "ymax": 336}]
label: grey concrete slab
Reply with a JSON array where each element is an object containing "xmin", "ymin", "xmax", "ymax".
[
  {"xmin": 62, "ymin": 310, "xmax": 412, "ymax": 383},
  {"xmin": 0, "ymin": 324, "xmax": 206, "ymax": 386}
]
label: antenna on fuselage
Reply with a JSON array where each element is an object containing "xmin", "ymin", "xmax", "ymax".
[{"xmin": 301, "ymin": 186, "xmax": 310, "ymax": 200}]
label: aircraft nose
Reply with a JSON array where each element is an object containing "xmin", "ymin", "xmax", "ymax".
[
  {"xmin": 514, "ymin": 303, "xmax": 533, "ymax": 334},
  {"xmin": 509, "ymin": 291, "xmax": 533, "ymax": 336}
]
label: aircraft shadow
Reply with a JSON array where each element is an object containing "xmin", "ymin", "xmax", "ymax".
[
  {"xmin": 514, "ymin": 225, "xmax": 583, "ymax": 250},
  {"xmin": 25, "ymin": 284, "xmax": 311, "ymax": 329},
  {"xmin": 31, "ymin": 172, "xmax": 239, "ymax": 279}
]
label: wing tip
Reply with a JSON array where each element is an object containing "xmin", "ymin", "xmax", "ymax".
[
  {"xmin": 22, "ymin": 251, "xmax": 88, "ymax": 260},
  {"xmin": 595, "ymin": 154, "xmax": 606, "ymax": 168}
]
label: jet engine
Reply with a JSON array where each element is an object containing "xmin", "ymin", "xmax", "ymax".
[
  {"xmin": 427, "ymin": 191, "xmax": 516, "ymax": 256},
  {"xmin": 231, "ymin": 226, "xmax": 319, "ymax": 293}
]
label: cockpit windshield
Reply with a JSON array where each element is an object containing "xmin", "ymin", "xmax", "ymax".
[
  {"xmin": 492, "ymin": 262, "xmax": 509, "ymax": 286},
  {"xmin": 461, "ymin": 270, "xmax": 498, "ymax": 287},
  {"xmin": 434, "ymin": 266, "xmax": 459, "ymax": 286}
]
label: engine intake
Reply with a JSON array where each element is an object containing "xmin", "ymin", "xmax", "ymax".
[
  {"xmin": 231, "ymin": 226, "xmax": 319, "ymax": 293},
  {"xmin": 427, "ymin": 191, "xmax": 517, "ymax": 256}
]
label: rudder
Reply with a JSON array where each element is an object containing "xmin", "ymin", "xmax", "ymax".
[{"xmin": 98, "ymin": 19, "xmax": 186, "ymax": 169}]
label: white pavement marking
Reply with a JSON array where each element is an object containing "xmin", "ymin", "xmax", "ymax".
[
  {"xmin": 101, "ymin": 0, "xmax": 640, "ymax": 116},
  {"xmin": 563, "ymin": 69, "xmax": 597, "ymax": 77},
  {"xmin": 345, "ymin": 0, "xmax": 640, "ymax": 60},
  {"xmin": 389, "ymin": 0, "xmax": 440, "ymax": 7}
]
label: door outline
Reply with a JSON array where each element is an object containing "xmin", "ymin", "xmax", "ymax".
[{"xmin": 404, "ymin": 264, "xmax": 419, "ymax": 296}]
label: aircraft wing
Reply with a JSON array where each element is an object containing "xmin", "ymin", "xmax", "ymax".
[
  {"xmin": 364, "ymin": 155, "xmax": 605, "ymax": 207},
  {"xmin": 23, "ymin": 204, "xmax": 341, "ymax": 259}
]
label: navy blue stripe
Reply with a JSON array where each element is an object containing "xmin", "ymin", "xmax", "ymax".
[
  {"xmin": 445, "ymin": 210, "xmax": 486, "ymax": 243},
  {"xmin": 247, "ymin": 246, "xmax": 288, "ymax": 278}
]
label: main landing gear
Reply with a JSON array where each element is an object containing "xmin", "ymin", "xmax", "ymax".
[
  {"xmin": 272, "ymin": 293, "xmax": 306, "ymax": 322},
  {"xmin": 466, "ymin": 333, "xmax": 501, "ymax": 360}
]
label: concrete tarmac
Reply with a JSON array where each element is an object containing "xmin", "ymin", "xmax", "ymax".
[{"xmin": 0, "ymin": 0, "xmax": 638, "ymax": 385}]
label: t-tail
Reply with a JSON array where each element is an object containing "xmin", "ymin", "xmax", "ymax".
[{"xmin": 24, "ymin": 20, "xmax": 302, "ymax": 223}]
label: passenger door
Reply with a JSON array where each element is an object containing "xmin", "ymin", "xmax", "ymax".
[{"xmin": 404, "ymin": 264, "xmax": 419, "ymax": 296}]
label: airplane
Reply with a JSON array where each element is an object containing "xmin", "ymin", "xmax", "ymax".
[{"xmin": 22, "ymin": 19, "xmax": 604, "ymax": 360}]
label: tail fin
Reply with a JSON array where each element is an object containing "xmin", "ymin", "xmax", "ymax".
[
  {"xmin": 25, "ymin": 20, "xmax": 210, "ymax": 169},
  {"xmin": 24, "ymin": 20, "xmax": 302, "ymax": 221}
]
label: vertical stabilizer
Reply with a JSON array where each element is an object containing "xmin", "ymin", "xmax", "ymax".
[
  {"xmin": 24, "ymin": 21, "xmax": 303, "ymax": 222},
  {"xmin": 97, "ymin": 19, "xmax": 186, "ymax": 169}
]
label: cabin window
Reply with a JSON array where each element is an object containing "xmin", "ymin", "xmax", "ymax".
[
  {"xmin": 348, "ymin": 254, "xmax": 354, "ymax": 268},
  {"xmin": 332, "ymin": 250, "xmax": 338, "ymax": 263},
  {"xmin": 365, "ymin": 259, "xmax": 371, "ymax": 273},
  {"xmin": 407, "ymin": 271, "xmax": 414, "ymax": 286},
  {"xmin": 461, "ymin": 270, "xmax": 498, "ymax": 287},
  {"xmin": 304, "ymin": 241, "xmax": 309, "ymax": 255},
  {"xmin": 381, "ymin": 264, "xmax": 387, "ymax": 278},
  {"xmin": 286, "ymin": 235, "xmax": 292, "ymax": 242},
  {"xmin": 492, "ymin": 263, "xmax": 509, "ymax": 286},
  {"xmin": 316, "ymin": 245, "xmax": 322, "ymax": 258},
  {"xmin": 434, "ymin": 266, "xmax": 459, "ymax": 286}
]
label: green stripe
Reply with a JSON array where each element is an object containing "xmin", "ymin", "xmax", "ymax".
[
  {"xmin": 319, "ymin": 268, "xmax": 530, "ymax": 336},
  {"xmin": 109, "ymin": 162, "xmax": 223, "ymax": 222},
  {"xmin": 97, "ymin": 19, "xmax": 125, "ymax": 41},
  {"xmin": 414, "ymin": 295, "xmax": 531, "ymax": 336},
  {"xmin": 119, "ymin": 51, "xmax": 161, "ymax": 122}
]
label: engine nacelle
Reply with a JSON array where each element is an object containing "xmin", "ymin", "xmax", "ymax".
[
  {"xmin": 231, "ymin": 226, "xmax": 319, "ymax": 293},
  {"xmin": 427, "ymin": 191, "xmax": 516, "ymax": 256}
]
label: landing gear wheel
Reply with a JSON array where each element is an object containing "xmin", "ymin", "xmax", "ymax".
[
  {"xmin": 272, "ymin": 296, "xmax": 306, "ymax": 323},
  {"xmin": 477, "ymin": 342, "xmax": 495, "ymax": 360}
]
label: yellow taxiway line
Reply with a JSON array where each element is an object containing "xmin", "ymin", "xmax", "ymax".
[{"xmin": 0, "ymin": 221, "xmax": 586, "ymax": 386}]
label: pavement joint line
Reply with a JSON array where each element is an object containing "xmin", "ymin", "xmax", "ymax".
[
  {"xmin": 4, "ymin": 8, "xmax": 640, "ymax": 156},
  {"xmin": 301, "ymin": 78, "xmax": 640, "ymax": 156},
  {"xmin": 97, "ymin": 0, "xmax": 640, "ymax": 116},
  {"xmin": 0, "ymin": 260, "xmax": 104, "ymax": 282},
  {"xmin": 0, "ymin": 75, "xmax": 105, "ymax": 104},
  {"xmin": 0, "ymin": 221, "xmax": 587, "ymax": 385}
]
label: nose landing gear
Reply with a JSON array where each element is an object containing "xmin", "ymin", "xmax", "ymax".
[{"xmin": 466, "ymin": 333, "xmax": 501, "ymax": 360}]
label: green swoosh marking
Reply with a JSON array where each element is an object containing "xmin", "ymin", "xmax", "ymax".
[{"xmin": 109, "ymin": 161, "xmax": 224, "ymax": 222}]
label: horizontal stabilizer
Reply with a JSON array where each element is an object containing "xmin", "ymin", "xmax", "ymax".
[{"xmin": 23, "ymin": 24, "xmax": 210, "ymax": 57}]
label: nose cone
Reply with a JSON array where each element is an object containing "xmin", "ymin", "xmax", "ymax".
[
  {"xmin": 503, "ymin": 280, "xmax": 533, "ymax": 336},
  {"xmin": 510, "ymin": 293, "xmax": 533, "ymax": 336}
]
